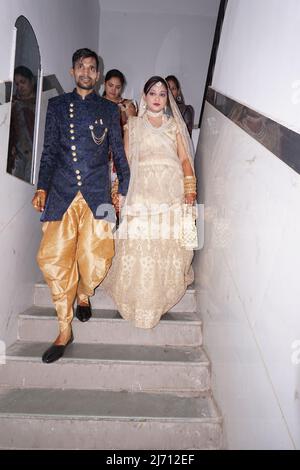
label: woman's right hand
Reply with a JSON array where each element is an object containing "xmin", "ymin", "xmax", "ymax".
[
  {"xmin": 185, "ymin": 193, "xmax": 196, "ymax": 205},
  {"xmin": 32, "ymin": 190, "xmax": 47, "ymax": 212}
]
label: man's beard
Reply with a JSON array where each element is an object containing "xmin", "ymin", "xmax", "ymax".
[{"xmin": 77, "ymin": 79, "xmax": 94, "ymax": 90}]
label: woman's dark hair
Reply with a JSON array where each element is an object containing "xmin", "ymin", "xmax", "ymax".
[
  {"xmin": 165, "ymin": 75, "xmax": 180, "ymax": 90},
  {"xmin": 104, "ymin": 69, "xmax": 125, "ymax": 86},
  {"xmin": 72, "ymin": 48, "xmax": 99, "ymax": 71},
  {"xmin": 103, "ymin": 69, "xmax": 126, "ymax": 96},
  {"xmin": 143, "ymin": 76, "xmax": 168, "ymax": 95},
  {"xmin": 165, "ymin": 74, "xmax": 185, "ymax": 104},
  {"xmin": 14, "ymin": 65, "xmax": 34, "ymax": 81}
]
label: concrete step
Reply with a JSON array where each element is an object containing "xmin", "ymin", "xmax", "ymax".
[
  {"xmin": 1, "ymin": 341, "xmax": 210, "ymax": 393},
  {"xmin": 34, "ymin": 283, "xmax": 197, "ymax": 313},
  {"xmin": 0, "ymin": 387, "xmax": 222, "ymax": 449},
  {"xmin": 18, "ymin": 307, "xmax": 202, "ymax": 347}
]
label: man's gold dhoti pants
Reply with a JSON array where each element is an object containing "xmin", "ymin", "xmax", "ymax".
[{"xmin": 37, "ymin": 192, "xmax": 114, "ymax": 333}]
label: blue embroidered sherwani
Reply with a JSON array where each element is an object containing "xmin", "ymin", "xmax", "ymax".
[{"xmin": 37, "ymin": 89, "xmax": 130, "ymax": 221}]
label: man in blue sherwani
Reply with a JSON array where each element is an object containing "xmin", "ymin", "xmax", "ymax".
[{"xmin": 32, "ymin": 48, "xmax": 130, "ymax": 363}]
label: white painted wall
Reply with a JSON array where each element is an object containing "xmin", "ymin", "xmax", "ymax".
[
  {"xmin": 99, "ymin": 0, "xmax": 220, "ymax": 124},
  {"xmin": 195, "ymin": 0, "xmax": 300, "ymax": 449},
  {"xmin": 1, "ymin": 0, "xmax": 100, "ymax": 90},
  {"xmin": 0, "ymin": 0, "xmax": 100, "ymax": 346},
  {"xmin": 212, "ymin": 0, "xmax": 300, "ymax": 133}
]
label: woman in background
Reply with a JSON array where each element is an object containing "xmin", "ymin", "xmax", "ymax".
[
  {"xmin": 166, "ymin": 75, "xmax": 194, "ymax": 137},
  {"xmin": 7, "ymin": 66, "xmax": 36, "ymax": 182},
  {"xmin": 103, "ymin": 69, "xmax": 137, "ymax": 127},
  {"xmin": 103, "ymin": 69, "xmax": 137, "ymax": 218}
]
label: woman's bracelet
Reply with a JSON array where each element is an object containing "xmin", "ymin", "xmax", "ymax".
[
  {"xmin": 184, "ymin": 175, "xmax": 196, "ymax": 196},
  {"xmin": 185, "ymin": 189, "xmax": 197, "ymax": 195}
]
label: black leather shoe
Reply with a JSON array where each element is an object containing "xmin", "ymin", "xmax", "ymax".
[
  {"xmin": 75, "ymin": 300, "xmax": 92, "ymax": 322},
  {"xmin": 42, "ymin": 330, "xmax": 74, "ymax": 364}
]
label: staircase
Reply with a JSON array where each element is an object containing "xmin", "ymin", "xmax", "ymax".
[{"xmin": 0, "ymin": 283, "xmax": 223, "ymax": 449}]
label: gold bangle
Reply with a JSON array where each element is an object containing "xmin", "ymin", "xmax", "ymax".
[
  {"xmin": 185, "ymin": 190, "xmax": 197, "ymax": 195},
  {"xmin": 36, "ymin": 189, "xmax": 46, "ymax": 194}
]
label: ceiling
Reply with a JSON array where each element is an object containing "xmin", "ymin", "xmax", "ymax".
[{"xmin": 99, "ymin": 0, "xmax": 220, "ymax": 17}]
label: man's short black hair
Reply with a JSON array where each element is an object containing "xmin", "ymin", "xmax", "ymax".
[{"xmin": 72, "ymin": 48, "xmax": 99, "ymax": 71}]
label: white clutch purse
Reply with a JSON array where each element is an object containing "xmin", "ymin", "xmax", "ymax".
[{"xmin": 179, "ymin": 204, "xmax": 198, "ymax": 250}]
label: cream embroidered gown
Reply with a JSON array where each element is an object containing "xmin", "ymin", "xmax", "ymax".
[{"xmin": 102, "ymin": 114, "xmax": 194, "ymax": 328}]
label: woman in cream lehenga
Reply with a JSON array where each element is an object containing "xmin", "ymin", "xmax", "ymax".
[{"xmin": 103, "ymin": 76, "xmax": 197, "ymax": 329}]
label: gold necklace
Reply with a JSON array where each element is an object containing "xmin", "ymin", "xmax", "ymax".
[{"xmin": 146, "ymin": 109, "xmax": 163, "ymax": 117}]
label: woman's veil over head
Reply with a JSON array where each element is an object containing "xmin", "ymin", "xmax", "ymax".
[{"xmin": 167, "ymin": 88, "xmax": 195, "ymax": 170}]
